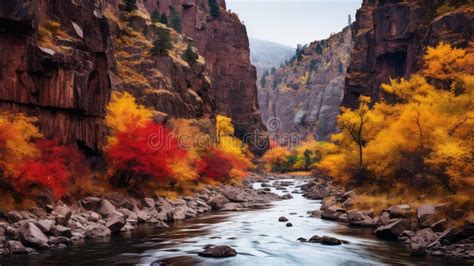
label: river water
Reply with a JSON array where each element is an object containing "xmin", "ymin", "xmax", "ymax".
[{"xmin": 0, "ymin": 178, "xmax": 470, "ymax": 265}]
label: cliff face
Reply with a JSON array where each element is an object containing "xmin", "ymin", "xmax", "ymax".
[
  {"xmin": 344, "ymin": 0, "xmax": 474, "ymax": 107},
  {"xmin": 0, "ymin": 0, "xmax": 265, "ymax": 153},
  {"xmin": 142, "ymin": 0, "xmax": 267, "ymax": 153},
  {"xmin": 0, "ymin": 0, "xmax": 112, "ymax": 151},
  {"xmin": 258, "ymin": 26, "xmax": 352, "ymax": 143}
]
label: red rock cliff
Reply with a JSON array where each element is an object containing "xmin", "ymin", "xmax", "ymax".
[{"xmin": 344, "ymin": 0, "xmax": 474, "ymax": 108}]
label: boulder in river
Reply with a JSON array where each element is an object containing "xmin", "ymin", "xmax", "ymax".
[
  {"xmin": 20, "ymin": 223, "xmax": 49, "ymax": 249},
  {"xmin": 6, "ymin": 240, "xmax": 29, "ymax": 254},
  {"xmin": 286, "ymin": 222, "xmax": 293, "ymax": 227},
  {"xmin": 279, "ymin": 216, "xmax": 289, "ymax": 222},
  {"xmin": 85, "ymin": 225, "xmax": 112, "ymax": 238},
  {"xmin": 207, "ymin": 194, "xmax": 230, "ymax": 210},
  {"xmin": 198, "ymin": 245, "xmax": 237, "ymax": 258},
  {"xmin": 321, "ymin": 236, "xmax": 342, "ymax": 245}
]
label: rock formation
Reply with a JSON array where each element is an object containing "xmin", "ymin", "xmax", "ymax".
[
  {"xmin": 258, "ymin": 26, "xmax": 352, "ymax": 143},
  {"xmin": 0, "ymin": 0, "xmax": 266, "ymax": 153},
  {"xmin": 344, "ymin": 0, "xmax": 474, "ymax": 108}
]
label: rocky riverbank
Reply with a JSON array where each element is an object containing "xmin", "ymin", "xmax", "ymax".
[
  {"xmin": 0, "ymin": 173, "xmax": 281, "ymax": 256},
  {"xmin": 301, "ymin": 178, "xmax": 474, "ymax": 260}
]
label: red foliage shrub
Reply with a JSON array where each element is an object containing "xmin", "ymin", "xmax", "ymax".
[
  {"xmin": 13, "ymin": 139, "xmax": 89, "ymax": 199},
  {"xmin": 197, "ymin": 149, "xmax": 234, "ymax": 181},
  {"xmin": 105, "ymin": 122, "xmax": 186, "ymax": 186}
]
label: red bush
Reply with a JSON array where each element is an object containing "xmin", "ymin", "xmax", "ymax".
[
  {"xmin": 105, "ymin": 122, "xmax": 186, "ymax": 186},
  {"xmin": 197, "ymin": 149, "xmax": 234, "ymax": 181},
  {"xmin": 14, "ymin": 139, "xmax": 88, "ymax": 199}
]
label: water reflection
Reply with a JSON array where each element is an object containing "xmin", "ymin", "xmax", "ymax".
[{"xmin": 0, "ymin": 179, "xmax": 470, "ymax": 266}]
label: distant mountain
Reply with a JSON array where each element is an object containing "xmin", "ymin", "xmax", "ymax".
[{"xmin": 249, "ymin": 38, "xmax": 294, "ymax": 79}]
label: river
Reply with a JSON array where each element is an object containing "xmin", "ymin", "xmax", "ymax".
[{"xmin": 0, "ymin": 178, "xmax": 469, "ymax": 265}]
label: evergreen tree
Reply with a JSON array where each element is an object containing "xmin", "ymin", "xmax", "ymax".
[
  {"xmin": 151, "ymin": 27, "xmax": 173, "ymax": 56},
  {"xmin": 124, "ymin": 0, "xmax": 137, "ymax": 12},
  {"xmin": 151, "ymin": 9, "xmax": 160, "ymax": 22},
  {"xmin": 209, "ymin": 0, "xmax": 220, "ymax": 18},
  {"xmin": 315, "ymin": 43, "xmax": 323, "ymax": 55},
  {"xmin": 338, "ymin": 62, "xmax": 344, "ymax": 74},
  {"xmin": 160, "ymin": 14, "xmax": 168, "ymax": 25},
  {"xmin": 170, "ymin": 6, "xmax": 182, "ymax": 33},
  {"xmin": 260, "ymin": 69, "xmax": 269, "ymax": 87},
  {"xmin": 182, "ymin": 43, "xmax": 198, "ymax": 64},
  {"xmin": 271, "ymin": 67, "xmax": 277, "ymax": 75}
]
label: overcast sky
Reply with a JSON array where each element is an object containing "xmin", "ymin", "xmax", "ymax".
[{"xmin": 226, "ymin": 0, "xmax": 362, "ymax": 47}]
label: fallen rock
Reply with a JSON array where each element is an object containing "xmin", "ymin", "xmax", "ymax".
[
  {"xmin": 198, "ymin": 245, "xmax": 237, "ymax": 258},
  {"xmin": 54, "ymin": 205, "xmax": 72, "ymax": 226},
  {"xmin": 81, "ymin": 197, "xmax": 101, "ymax": 210},
  {"xmin": 374, "ymin": 219, "xmax": 410, "ymax": 239},
  {"xmin": 98, "ymin": 200, "xmax": 117, "ymax": 218},
  {"xmin": 297, "ymin": 237, "xmax": 307, "ymax": 242},
  {"xmin": 106, "ymin": 216, "xmax": 126, "ymax": 233},
  {"xmin": 6, "ymin": 240, "xmax": 29, "ymax": 254},
  {"xmin": 50, "ymin": 225, "xmax": 72, "ymax": 238},
  {"xmin": 207, "ymin": 194, "xmax": 230, "ymax": 210},
  {"xmin": 20, "ymin": 222, "xmax": 49, "ymax": 248},
  {"xmin": 88, "ymin": 212, "xmax": 101, "ymax": 222},
  {"xmin": 8, "ymin": 211, "xmax": 25, "ymax": 223},
  {"xmin": 143, "ymin": 198, "xmax": 156, "ymax": 208},
  {"xmin": 48, "ymin": 236, "xmax": 72, "ymax": 246},
  {"xmin": 286, "ymin": 222, "xmax": 293, "ymax": 227},
  {"xmin": 278, "ymin": 216, "xmax": 289, "ymax": 222},
  {"xmin": 35, "ymin": 219, "xmax": 55, "ymax": 234},
  {"xmin": 308, "ymin": 235, "xmax": 322, "ymax": 243},
  {"xmin": 85, "ymin": 224, "xmax": 111, "ymax": 238},
  {"xmin": 417, "ymin": 204, "xmax": 437, "ymax": 227}
]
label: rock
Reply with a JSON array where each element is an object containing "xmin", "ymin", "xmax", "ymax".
[
  {"xmin": 410, "ymin": 241, "xmax": 427, "ymax": 256},
  {"xmin": 387, "ymin": 206, "xmax": 408, "ymax": 218},
  {"xmin": 8, "ymin": 211, "xmax": 24, "ymax": 223},
  {"xmin": 81, "ymin": 197, "xmax": 101, "ymax": 210},
  {"xmin": 342, "ymin": 198, "xmax": 354, "ymax": 209},
  {"xmin": 321, "ymin": 206, "xmax": 347, "ymax": 221},
  {"xmin": 207, "ymin": 194, "xmax": 230, "ymax": 210},
  {"xmin": 85, "ymin": 225, "xmax": 111, "ymax": 238},
  {"xmin": 297, "ymin": 237, "xmax": 307, "ymax": 242},
  {"xmin": 35, "ymin": 219, "xmax": 55, "ymax": 234},
  {"xmin": 308, "ymin": 235, "xmax": 322, "ymax": 243},
  {"xmin": 48, "ymin": 236, "xmax": 72, "ymax": 246},
  {"xmin": 50, "ymin": 225, "xmax": 72, "ymax": 238},
  {"xmin": 198, "ymin": 245, "xmax": 237, "ymax": 258},
  {"xmin": 54, "ymin": 205, "xmax": 72, "ymax": 226},
  {"xmin": 88, "ymin": 212, "xmax": 101, "ymax": 222},
  {"xmin": 278, "ymin": 216, "xmax": 289, "ymax": 222},
  {"xmin": 431, "ymin": 219, "xmax": 447, "ymax": 232},
  {"xmin": 98, "ymin": 200, "xmax": 117, "ymax": 218},
  {"xmin": 374, "ymin": 219, "xmax": 410, "ymax": 239},
  {"xmin": 106, "ymin": 217, "xmax": 126, "ymax": 233},
  {"xmin": 417, "ymin": 204, "xmax": 437, "ymax": 227},
  {"xmin": 20, "ymin": 222, "xmax": 49, "ymax": 248},
  {"xmin": 321, "ymin": 196, "xmax": 337, "ymax": 210},
  {"xmin": 6, "ymin": 240, "xmax": 29, "ymax": 254},
  {"xmin": 142, "ymin": 198, "xmax": 156, "ymax": 208},
  {"xmin": 6, "ymin": 226, "xmax": 21, "ymax": 240},
  {"xmin": 155, "ymin": 220, "xmax": 169, "ymax": 228},
  {"xmin": 280, "ymin": 193, "xmax": 293, "ymax": 200},
  {"xmin": 286, "ymin": 222, "xmax": 293, "ymax": 227},
  {"xmin": 348, "ymin": 210, "xmax": 374, "ymax": 227},
  {"xmin": 221, "ymin": 203, "xmax": 246, "ymax": 211},
  {"xmin": 321, "ymin": 236, "xmax": 342, "ymax": 245},
  {"xmin": 120, "ymin": 223, "xmax": 136, "ymax": 232}
]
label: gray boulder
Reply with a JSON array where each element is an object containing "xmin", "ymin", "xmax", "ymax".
[
  {"xmin": 375, "ymin": 219, "xmax": 410, "ymax": 239},
  {"xmin": 20, "ymin": 222, "xmax": 49, "ymax": 248},
  {"xmin": 50, "ymin": 225, "xmax": 72, "ymax": 238},
  {"xmin": 85, "ymin": 224, "xmax": 111, "ymax": 238},
  {"xmin": 106, "ymin": 217, "xmax": 125, "ymax": 233},
  {"xmin": 81, "ymin": 197, "xmax": 101, "ymax": 210},
  {"xmin": 6, "ymin": 240, "xmax": 29, "ymax": 254},
  {"xmin": 98, "ymin": 200, "xmax": 117, "ymax": 218},
  {"xmin": 35, "ymin": 219, "xmax": 55, "ymax": 234},
  {"xmin": 417, "ymin": 204, "xmax": 437, "ymax": 227},
  {"xmin": 198, "ymin": 245, "xmax": 237, "ymax": 257},
  {"xmin": 207, "ymin": 194, "xmax": 230, "ymax": 210},
  {"xmin": 54, "ymin": 205, "xmax": 72, "ymax": 226}
]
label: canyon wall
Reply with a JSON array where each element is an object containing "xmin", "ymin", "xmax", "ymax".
[
  {"xmin": 0, "ymin": 0, "xmax": 265, "ymax": 153},
  {"xmin": 344, "ymin": 0, "xmax": 474, "ymax": 107},
  {"xmin": 258, "ymin": 26, "xmax": 352, "ymax": 143}
]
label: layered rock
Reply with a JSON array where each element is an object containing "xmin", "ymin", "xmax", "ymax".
[
  {"xmin": 343, "ymin": 0, "xmax": 474, "ymax": 108},
  {"xmin": 258, "ymin": 26, "xmax": 352, "ymax": 142},
  {"xmin": 0, "ymin": 0, "xmax": 112, "ymax": 151}
]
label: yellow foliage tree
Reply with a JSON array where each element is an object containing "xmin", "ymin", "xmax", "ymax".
[
  {"xmin": 106, "ymin": 91, "xmax": 153, "ymax": 133},
  {"xmin": 262, "ymin": 146, "xmax": 292, "ymax": 172}
]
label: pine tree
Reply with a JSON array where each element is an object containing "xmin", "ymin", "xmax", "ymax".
[
  {"xmin": 315, "ymin": 43, "xmax": 323, "ymax": 55},
  {"xmin": 182, "ymin": 43, "xmax": 198, "ymax": 64},
  {"xmin": 260, "ymin": 69, "xmax": 269, "ymax": 87},
  {"xmin": 271, "ymin": 67, "xmax": 277, "ymax": 75},
  {"xmin": 170, "ymin": 6, "xmax": 183, "ymax": 33},
  {"xmin": 160, "ymin": 14, "xmax": 168, "ymax": 25},
  {"xmin": 151, "ymin": 9, "xmax": 160, "ymax": 22},
  {"xmin": 124, "ymin": 0, "xmax": 137, "ymax": 12},
  {"xmin": 151, "ymin": 27, "xmax": 173, "ymax": 56},
  {"xmin": 209, "ymin": 0, "xmax": 220, "ymax": 18}
]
